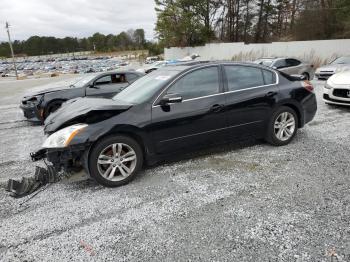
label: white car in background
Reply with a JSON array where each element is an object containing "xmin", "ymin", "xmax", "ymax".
[
  {"xmin": 323, "ymin": 71, "xmax": 350, "ymax": 106},
  {"xmin": 316, "ymin": 56, "xmax": 350, "ymax": 80}
]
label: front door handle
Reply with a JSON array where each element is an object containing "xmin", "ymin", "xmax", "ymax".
[
  {"xmin": 211, "ymin": 104, "xmax": 223, "ymax": 113},
  {"xmin": 265, "ymin": 91, "xmax": 277, "ymax": 97}
]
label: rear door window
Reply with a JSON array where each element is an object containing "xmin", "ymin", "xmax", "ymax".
[
  {"xmin": 273, "ymin": 59, "xmax": 288, "ymax": 69},
  {"xmin": 167, "ymin": 66, "xmax": 220, "ymax": 100},
  {"xmin": 224, "ymin": 65, "xmax": 265, "ymax": 91},
  {"xmin": 126, "ymin": 73, "xmax": 139, "ymax": 82},
  {"xmin": 286, "ymin": 59, "xmax": 301, "ymax": 67}
]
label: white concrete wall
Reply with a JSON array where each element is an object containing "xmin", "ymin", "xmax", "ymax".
[{"xmin": 165, "ymin": 39, "xmax": 350, "ymax": 66}]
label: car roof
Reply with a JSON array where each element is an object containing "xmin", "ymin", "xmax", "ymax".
[
  {"xmin": 258, "ymin": 57, "xmax": 278, "ymax": 60},
  {"xmin": 97, "ymin": 70, "xmax": 145, "ymax": 75},
  {"xmin": 164, "ymin": 61, "xmax": 276, "ymax": 72}
]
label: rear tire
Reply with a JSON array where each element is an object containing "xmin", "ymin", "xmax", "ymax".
[
  {"xmin": 265, "ymin": 106, "xmax": 298, "ymax": 146},
  {"xmin": 88, "ymin": 135, "xmax": 143, "ymax": 187},
  {"xmin": 302, "ymin": 72, "xmax": 310, "ymax": 81}
]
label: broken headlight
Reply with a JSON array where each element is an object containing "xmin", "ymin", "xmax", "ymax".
[
  {"xmin": 23, "ymin": 95, "xmax": 43, "ymax": 106},
  {"xmin": 42, "ymin": 124, "xmax": 88, "ymax": 148}
]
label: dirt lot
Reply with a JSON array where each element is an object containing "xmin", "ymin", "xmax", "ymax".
[{"xmin": 0, "ymin": 76, "xmax": 349, "ymax": 261}]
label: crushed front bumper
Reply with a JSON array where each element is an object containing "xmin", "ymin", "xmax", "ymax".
[
  {"xmin": 31, "ymin": 143, "xmax": 91, "ymax": 173},
  {"xmin": 20, "ymin": 103, "xmax": 44, "ymax": 123}
]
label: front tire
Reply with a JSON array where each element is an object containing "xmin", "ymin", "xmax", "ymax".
[
  {"xmin": 44, "ymin": 100, "xmax": 63, "ymax": 119},
  {"xmin": 265, "ymin": 106, "xmax": 298, "ymax": 146},
  {"xmin": 88, "ymin": 135, "xmax": 143, "ymax": 187}
]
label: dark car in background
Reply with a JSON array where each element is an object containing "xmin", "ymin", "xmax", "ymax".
[
  {"xmin": 20, "ymin": 71, "xmax": 145, "ymax": 123},
  {"xmin": 32, "ymin": 62, "xmax": 317, "ymax": 187}
]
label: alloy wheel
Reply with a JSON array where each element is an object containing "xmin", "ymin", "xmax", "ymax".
[
  {"xmin": 97, "ymin": 143, "xmax": 137, "ymax": 181},
  {"xmin": 274, "ymin": 112, "xmax": 296, "ymax": 141}
]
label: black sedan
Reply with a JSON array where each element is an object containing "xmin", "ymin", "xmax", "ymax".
[
  {"xmin": 32, "ymin": 62, "xmax": 317, "ymax": 187},
  {"xmin": 20, "ymin": 71, "xmax": 145, "ymax": 123}
]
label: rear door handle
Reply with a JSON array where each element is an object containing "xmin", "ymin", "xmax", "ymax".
[
  {"xmin": 265, "ymin": 91, "xmax": 277, "ymax": 97},
  {"xmin": 211, "ymin": 104, "xmax": 223, "ymax": 113}
]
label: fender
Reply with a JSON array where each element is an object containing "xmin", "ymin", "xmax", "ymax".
[
  {"xmin": 272, "ymin": 98, "xmax": 304, "ymax": 127},
  {"xmin": 80, "ymin": 124, "xmax": 155, "ymax": 164}
]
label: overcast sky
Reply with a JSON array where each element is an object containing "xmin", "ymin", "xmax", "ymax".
[{"xmin": 0, "ymin": 0, "xmax": 157, "ymax": 42}]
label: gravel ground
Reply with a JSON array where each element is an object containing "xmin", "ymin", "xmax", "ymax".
[{"xmin": 0, "ymin": 78, "xmax": 349, "ymax": 262}]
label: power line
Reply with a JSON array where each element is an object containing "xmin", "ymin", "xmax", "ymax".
[{"xmin": 5, "ymin": 22, "xmax": 18, "ymax": 80}]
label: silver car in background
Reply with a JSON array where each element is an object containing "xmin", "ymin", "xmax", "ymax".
[
  {"xmin": 315, "ymin": 56, "xmax": 350, "ymax": 80},
  {"xmin": 254, "ymin": 57, "xmax": 315, "ymax": 80}
]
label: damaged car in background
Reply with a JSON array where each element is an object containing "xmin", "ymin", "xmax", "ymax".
[
  {"xmin": 20, "ymin": 70, "xmax": 145, "ymax": 123},
  {"xmin": 31, "ymin": 62, "xmax": 317, "ymax": 188}
]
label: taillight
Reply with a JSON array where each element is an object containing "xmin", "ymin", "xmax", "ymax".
[{"xmin": 302, "ymin": 80, "xmax": 314, "ymax": 92}]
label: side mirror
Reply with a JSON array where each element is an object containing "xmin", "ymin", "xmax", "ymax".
[
  {"xmin": 89, "ymin": 83, "xmax": 100, "ymax": 89},
  {"xmin": 160, "ymin": 94, "xmax": 183, "ymax": 106},
  {"xmin": 272, "ymin": 66, "xmax": 278, "ymax": 70}
]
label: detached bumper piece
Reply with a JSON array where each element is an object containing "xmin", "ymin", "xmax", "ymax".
[
  {"xmin": 6, "ymin": 165, "xmax": 60, "ymax": 198},
  {"xmin": 30, "ymin": 149, "xmax": 47, "ymax": 162}
]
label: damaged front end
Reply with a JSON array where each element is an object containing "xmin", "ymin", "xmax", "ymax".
[
  {"xmin": 31, "ymin": 144, "xmax": 90, "ymax": 172},
  {"xmin": 6, "ymin": 124, "xmax": 91, "ymax": 198}
]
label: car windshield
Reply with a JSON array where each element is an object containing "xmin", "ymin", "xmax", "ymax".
[
  {"xmin": 331, "ymin": 57, "xmax": 350, "ymax": 65},
  {"xmin": 255, "ymin": 59, "xmax": 274, "ymax": 67},
  {"xmin": 71, "ymin": 74, "xmax": 98, "ymax": 88},
  {"xmin": 113, "ymin": 69, "xmax": 179, "ymax": 104}
]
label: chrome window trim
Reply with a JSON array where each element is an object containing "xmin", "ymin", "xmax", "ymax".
[
  {"xmin": 152, "ymin": 64, "xmax": 222, "ymax": 107},
  {"xmin": 152, "ymin": 63, "xmax": 280, "ymax": 108}
]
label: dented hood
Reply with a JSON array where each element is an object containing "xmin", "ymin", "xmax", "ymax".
[
  {"xmin": 44, "ymin": 97, "xmax": 133, "ymax": 134},
  {"xmin": 23, "ymin": 85, "xmax": 73, "ymax": 98}
]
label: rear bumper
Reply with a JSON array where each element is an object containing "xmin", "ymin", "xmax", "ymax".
[{"xmin": 20, "ymin": 104, "xmax": 44, "ymax": 123}]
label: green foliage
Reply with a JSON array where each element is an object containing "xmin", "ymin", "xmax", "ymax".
[
  {"xmin": 155, "ymin": 0, "xmax": 350, "ymax": 46},
  {"xmin": 155, "ymin": 0, "xmax": 215, "ymax": 47},
  {"xmin": 0, "ymin": 29, "xmax": 148, "ymax": 57}
]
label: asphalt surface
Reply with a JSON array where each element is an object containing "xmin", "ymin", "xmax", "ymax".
[{"xmin": 0, "ymin": 77, "xmax": 349, "ymax": 261}]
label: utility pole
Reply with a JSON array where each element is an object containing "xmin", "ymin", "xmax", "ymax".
[{"xmin": 5, "ymin": 22, "xmax": 18, "ymax": 80}]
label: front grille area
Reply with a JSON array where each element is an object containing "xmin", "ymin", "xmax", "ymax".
[
  {"xmin": 324, "ymin": 94, "xmax": 350, "ymax": 104},
  {"xmin": 333, "ymin": 89, "xmax": 350, "ymax": 98},
  {"xmin": 320, "ymin": 73, "xmax": 333, "ymax": 77}
]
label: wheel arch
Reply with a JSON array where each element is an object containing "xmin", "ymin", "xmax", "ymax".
[
  {"xmin": 278, "ymin": 102, "xmax": 303, "ymax": 128},
  {"xmin": 302, "ymin": 72, "xmax": 310, "ymax": 80},
  {"xmin": 44, "ymin": 99, "xmax": 67, "ymax": 117},
  {"xmin": 88, "ymin": 125, "xmax": 151, "ymax": 163}
]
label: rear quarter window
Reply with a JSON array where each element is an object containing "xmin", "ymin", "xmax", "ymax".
[{"xmin": 262, "ymin": 70, "xmax": 276, "ymax": 85}]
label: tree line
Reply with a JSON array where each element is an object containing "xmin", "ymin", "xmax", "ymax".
[
  {"xmin": 155, "ymin": 0, "xmax": 350, "ymax": 47},
  {"xmin": 0, "ymin": 29, "xmax": 162, "ymax": 57},
  {"xmin": 1, "ymin": 0, "xmax": 349, "ymax": 57}
]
